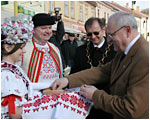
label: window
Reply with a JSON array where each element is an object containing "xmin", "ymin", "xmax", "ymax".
[
  {"xmin": 104, "ymin": 12, "xmax": 106, "ymax": 19},
  {"xmin": 85, "ymin": 7, "xmax": 88, "ymax": 21},
  {"xmin": 91, "ymin": 8, "xmax": 95, "ymax": 17},
  {"xmin": 64, "ymin": 1, "xmax": 69, "ymax": 17},
  {"xmin": 79, "ymin": 6, "xmax": 83, "ymax": 21},
  {"xmin": 70, "ymin": 1, "xmax": 75, "ymax": 18},
  {"xmin": 107, "ymin": 13, "xmax": 109, "ymax": 21},
  {"xmin": 49, "ymin": 1, "xmax": 54, "ymax": 12},
  {"xmin": 98, "ymin": 9, "xmax": 100, "ymax": 18}
]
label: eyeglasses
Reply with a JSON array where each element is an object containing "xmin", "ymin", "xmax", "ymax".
[
  {"xmin": 107, "ymin": 26, "xmax": 126, "ymax": 39},
  {"xmin": 87, "ymin": 31, "xmax": 100, "ymax": 37}
]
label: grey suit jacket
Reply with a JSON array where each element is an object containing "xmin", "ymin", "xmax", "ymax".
[{"xmin": 67, "ymin": 36, "xmax": 149, "ymax": 118}]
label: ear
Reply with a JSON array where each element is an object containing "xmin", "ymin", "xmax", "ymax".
[
  {"xmin": 102, "ymin": 27, "xmax": 106, "ymax": 36},
  {"xmin": 4, "ymin": 44, "xmax": 14, "ymax": 52},
  {"xmin": 126, "ymin": 26, "xmax": 131, "ymax": 38}
]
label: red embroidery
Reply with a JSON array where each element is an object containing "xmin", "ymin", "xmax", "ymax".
[
  {"xmin": 50, "ymin": 104, "xmax": 57, "ymax": 108},
  {"xmin": 77, "ymin": 99, "xmax": 84, "ymax": 108},
  {"xmin": 83, "ymin": 112, "xmax": 86, "ymax": 116},
  {"xmin": 27, "ymin": 98, "xmax": 32, "ymax": 101},
  {"xmin": 14, "ymin": 89, "xmax": 20, "ymax": 93},
  {"xmin": 84, "ymin": 102, "xmax": 91, "ymax": 111},
  {"xmin": 24, "ymin": 103, "xmax": 32, "ymax": 108},
  {"xmin": 63, "ymin": 104, "xmax": 69, "ymax": 109},
  {"xmin": 41, "ymin": 106, "xmax": 48, "ymax": 110},
  {"xmin": 71, "ymin": 107, "xmax": 76, "ymax": 111},
  {"xmin": 51, "ymin": 94, "xmax": 58, "ymax": 101},
  {"xmin": 57, "ymin": 102, "xmax": 62, "ymax": 105},
  {"xmin": 33, "ymin": 101, "xmax": 41, "ymax": 107},
  {"xmin": 24, "ymin": 109, "xmax": 30, "ymax": 113},
  {"xmin": 69, "ymin": 95, "xmax": 78, "ymax": 105},
  {"xmin": 41, "ymin": 96, "xmax": 50, "ymax": 103},
  {"xmin": 33, "ymin": 108, "xmax": 39, "ymax": 112},
  {"xmin": 61, "ymin": 94, "xmax": 70, "ymax": 102},
  {"xmin": 77, "ymin": 110, "xmax": 82, "ymax": 114},
  {"xmin": 34, "ymin": 95, "xmax": 39, "ymax": 99}
]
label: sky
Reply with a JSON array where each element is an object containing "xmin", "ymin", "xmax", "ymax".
[{"xmin": 115, "ymin": 1, "xmax": 149, "ymax": 10}]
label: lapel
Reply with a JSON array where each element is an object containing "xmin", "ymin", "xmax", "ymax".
[
  {"xmin": 111, "ymin": 36, "xmax": 143, "ymax": 85},
  {"xmin": 111, "ymin": 53, "xmax": 132, "ymax": 84}
]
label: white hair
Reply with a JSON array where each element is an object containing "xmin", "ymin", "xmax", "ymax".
[{"xmin": 108, "ymin": 11, "xmax": 137, "ymax": 30}]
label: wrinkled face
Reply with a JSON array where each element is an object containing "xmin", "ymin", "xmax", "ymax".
[
  {"xmin": 9, "ymin": 44, "xmax": 26, "ymax": 63},
  {"xmin": 86, "ymin": 21, "xmax": 104, "ymax": 45},
  {"xmin": 107, "ymin": 21, "xmax": 128, "ymax": 52},
  {"xmin": 34, "ymin": 25, "xmax": 52, "ymax": 43}
]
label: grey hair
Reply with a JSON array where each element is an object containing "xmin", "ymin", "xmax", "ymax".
[{"xmin": 108, "ymin": 11, "xmax": 137, "ymax": 30}]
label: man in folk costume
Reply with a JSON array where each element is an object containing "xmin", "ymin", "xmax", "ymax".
[{"xmin": 21, "ymin": 13, "xmax": 63, "ymax": 85}]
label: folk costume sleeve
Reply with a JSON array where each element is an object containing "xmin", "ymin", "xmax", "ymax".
[{"xmin": 1, "ymin": 71, "xmax": 28, "ymax": 118}]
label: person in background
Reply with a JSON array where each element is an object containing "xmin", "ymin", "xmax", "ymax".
[
  {"xmin": 48, "ymin": 13, "xmax": 66, "ymax": 69},
  {"xmin": 70, "ymin": 17, "xmax": 116, "ymax": 119},
  {"xmin": 21, "ymin": 13, "xmax": 63, "ymax": 85},
  {"xmin": 61, "ymin": 33, "xmax": 78, "ymax": 68},
  {"xmin": 62, "ymin": 33, "xmax": 69, "ymax": 42},
  {"xmin": 52, "ymin": 11, "xmax": 149, "ymax": 119},
  {"xmin": 75, "ymin": 33, "xmax": 85, "ymax": 47}
]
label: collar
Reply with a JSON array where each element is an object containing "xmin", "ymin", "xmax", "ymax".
[
  {"xmin": 33, "ymin": 37, "xmax": 46, "ymax": 46},
  {"xmin": 124, "ymin": 34, "xmax": 140, "ymax": 55},
  {"xmin": 93, "ymin": 38, "xmax": 105, "ymax": 48}
]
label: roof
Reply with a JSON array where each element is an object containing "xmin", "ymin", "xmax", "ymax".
[{"xmin": 111, "ymin": 2, "xmax": 149, "ymax": 18}]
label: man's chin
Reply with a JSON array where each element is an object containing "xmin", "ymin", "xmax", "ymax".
[{"xmin": 114, "ymin": 46, "xmax": 119, "ymax": 51}]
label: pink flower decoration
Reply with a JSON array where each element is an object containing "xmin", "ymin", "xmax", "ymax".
[
  {"xmin": 22, "ymin": 29, "xmax": 26, "ymax": 34},
  {"xmin": 32, "ymin": 30, "xmax": 34, "ymax": 34},
  {"xmin": 3, "ymin": 24, "xmax": 7, "ymax": 26},
  {"xmin": 15, "ymin": 31, "xmax": 18, "ymax": 35},
  {"xmin": 19, "ymin": 24, "xmax": 23, "ymax": 27},
  {"xmin": 12, "ymin": 23, "xmax": 15, "ymax": 27}
]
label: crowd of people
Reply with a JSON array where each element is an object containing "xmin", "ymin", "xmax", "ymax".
[{"xmin": 1, "ymin": 11, "xmax": 149, "ymax": 119}]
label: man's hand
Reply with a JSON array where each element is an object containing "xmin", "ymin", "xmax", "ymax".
[
  {"xmin": 80, "ymin": 85, "xmax": 97, "ymax": 101},
  {"xmin": 52, "ymin": 78, "xmax": 69, "ymax": 90}
]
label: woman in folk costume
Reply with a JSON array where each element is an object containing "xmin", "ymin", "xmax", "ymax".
[
  {"xmin": 1, "ymin": 18, "xmax": 92, "ymax": 119},
  {"xmin": 20, "ymin": 13, "xmax": 63, "ymax": 85}
]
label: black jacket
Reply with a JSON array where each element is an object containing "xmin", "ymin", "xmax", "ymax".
[
  {"xmin": 49, "ymin": 21, "xmax": 66, "ymax": 68},
  {"xmin": 61, "ymin": 39, "xmax": 78, "ymax": 67}
]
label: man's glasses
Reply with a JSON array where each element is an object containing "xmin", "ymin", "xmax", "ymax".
[
  {"xmin": 87, "ymin": 31, "xmax": 100, "ymax": 37},
  {"xmin": 107, "ymin": 26, "xmax": 126, "ymax": 39}
]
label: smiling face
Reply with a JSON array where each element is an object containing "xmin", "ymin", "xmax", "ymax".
[
  {"xmin": 86, "ymin": 20, "xmax": 104, "ymax": 45},
  {"xmin": 107, "ymin": 19, "xmax": 129, "ymax": 52},
  {"xmin": 2, "ymin": 43, "xmax": 26, "ymax": 64},
  {"xmin": 33, "ymin": 25, "xmax": 52, "ymax": 44},
  {"xmin": 10, "ymin": 44, "xmax": 26, "ymax": 63}
]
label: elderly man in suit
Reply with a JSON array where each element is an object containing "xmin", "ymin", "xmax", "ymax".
[{"xmin": 52, "ymin": 11, "xmax": 149, "ymax": 118}]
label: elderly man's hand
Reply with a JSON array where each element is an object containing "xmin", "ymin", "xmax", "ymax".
[
  {"xmin": 52, "ymin": 78, "xmax": 69, "ymax": 90},
  {"xmin": 80, "ymin": 85, "xmax": 98, "ymax": 101}
]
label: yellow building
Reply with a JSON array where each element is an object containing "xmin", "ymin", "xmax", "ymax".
[
  {"xmin": 1, "ymin": 1, "xmax": 97, "ymax": 34},
  {"xmin": 46, "ymin": 1, "xmax": 96, "ymax": 33}
]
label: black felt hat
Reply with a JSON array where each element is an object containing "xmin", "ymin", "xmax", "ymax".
[
  {"xmin": 69, "ymin": 33, "xmax": 75, "ymax": 37},
  {"xmin": 32, "ymin": 13, "xmax": 56, "ymax": 27}
]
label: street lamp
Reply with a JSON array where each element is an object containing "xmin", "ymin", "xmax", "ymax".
[{"xmin": 132, "ymin": 1, "xmax": 136, "ymax": 16}]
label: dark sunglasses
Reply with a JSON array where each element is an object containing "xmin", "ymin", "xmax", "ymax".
[{"xmin": 87, "ymin": 32, "xmax": 100, "ymax": 37}]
